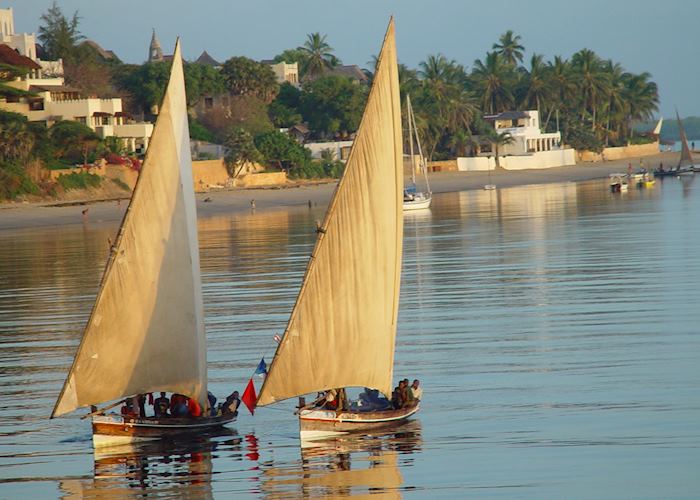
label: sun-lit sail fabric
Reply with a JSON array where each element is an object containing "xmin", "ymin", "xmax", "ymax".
[
  {"xmin": 677, "ymin": 111, "xmax": 694, "ymax": 167},
  {"xmin": 257, "ymin": 20, "xmax": 402, "ymax": 406},
  {"xmin": 52, "ymin": 41, "xmax": 207, "ymax": 417}
]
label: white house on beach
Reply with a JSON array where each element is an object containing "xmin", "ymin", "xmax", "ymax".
[{"xmin": 459, "ymin": 110, "xmax": 576, "ymax": 171}]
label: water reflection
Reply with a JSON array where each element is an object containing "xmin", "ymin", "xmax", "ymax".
[
  {"xmin": 259, "ymin": 421, "xmax": 422, "ymax": 499},
  {"xmin": 59, "ymin": 429, "xmax": 241, "ymax": 499}
]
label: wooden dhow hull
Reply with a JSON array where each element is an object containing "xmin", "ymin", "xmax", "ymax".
[
  {"xmin": 92, "ymin": 413, "xmax": 236, "ymax": 447},
  {"xmin": 298, "ymin": 404, "xmax": 420, "ymax": 439}
]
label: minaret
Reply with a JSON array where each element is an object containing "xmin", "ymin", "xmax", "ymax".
[{"xmin": 148, "ymin": 29, "xmax": 163, "ymax": 62}]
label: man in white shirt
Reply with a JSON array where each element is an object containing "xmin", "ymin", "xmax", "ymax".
[{"xmin": 410, "ymin": 379, "xmax": 422, "ymax": 401}]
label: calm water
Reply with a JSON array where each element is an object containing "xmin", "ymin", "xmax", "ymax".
[{"xmin": 1, "ymin": 177, "xmax": 699, "ymax": 498}]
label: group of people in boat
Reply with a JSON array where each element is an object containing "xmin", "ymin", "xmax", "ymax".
[
  {"xmin": 312, "ymin": 379, "xmax": 422, "ymax": 413},
  {"xmin": 119, "ymin": 390, "xmax": 241, "ymax": 419}
]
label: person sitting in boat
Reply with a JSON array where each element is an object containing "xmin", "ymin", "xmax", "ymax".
[
  {"xmin": 221, "ymin": 391, "xmax": 241, "ymax": 416},
  {"xmin": 403, "ymin": 190, "xmax": 415, "ymax": 202},
  {"xmin": 351, "ymin": 388, "xmax": 391, "ymax": 412},
  {"xmin": 153, "ymin": 392, "xmax": 170, "ymax": 417},
  {"xmin": 410, "ymin": 379, "xmax": 422, "ymax": 401},
  {"xmin": 170, "ymin": 393, "xmax": 188, "ymax": 417},
  {"xmin": 207, "ymin": 391, "xmax": 217, "ymax": 416},
  {"xmin": 323, "ymin": 389, "xmax": 338, "ymax": 410},
  {"xmin": 120, "ymin": 398, "xmax": 137, "ymax": 417},
  {"xmin": 401, "ymin": 379, "xmax": 414, "ymax": 406},
  {"xmin": 187, "ymin": 397, "xmax": 202, "ymax": 417},
  {"xmin": 391, "ymin": 383, "xmax": 405, "ymax": 409}
]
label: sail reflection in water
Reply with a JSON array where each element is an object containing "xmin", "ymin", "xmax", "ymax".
[{"xmin": 259, "ymin": 421, "xmax": 422, "ymax": 499}]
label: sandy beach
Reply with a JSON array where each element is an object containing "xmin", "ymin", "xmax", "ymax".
[{"xmin": 0, "ymin": 151, "xmax": 677, "ymax": 231}]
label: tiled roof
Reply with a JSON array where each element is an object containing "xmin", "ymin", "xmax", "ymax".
[{"xmin": 0, "ymin": 44, "xmax": 41, "ymax": 70}]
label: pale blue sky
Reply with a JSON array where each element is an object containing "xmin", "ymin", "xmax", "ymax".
[{"xmin": 9, "ymin": 0, "xmax": 700, "ymax": 117}]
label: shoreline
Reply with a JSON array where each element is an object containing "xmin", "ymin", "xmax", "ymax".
[{"xmin": 0, "ymin": 151, "xmax": 677, "ymax": 231}]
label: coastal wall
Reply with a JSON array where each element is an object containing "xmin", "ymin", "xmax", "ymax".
[
  {"xmin": 456, "ymin": 148, "xmax": 577, "ymax": 171},
  {"xmin": 427, "ymin": 160, "xmax": 459, "ymax": 172},
  {"xmin": 192, "ymin": 159, "xmax": 230, "ymax": 192},
  {"xmin": 45, "ymin": 160, "xmax": 288, "ymax": 193},
  {"xmin": 578, "ymin": 142, "xmax": 659, "ymax": 162},
  {"xmin": 234, "ymin": 171, "xmax": 287, "ymax": 187}
]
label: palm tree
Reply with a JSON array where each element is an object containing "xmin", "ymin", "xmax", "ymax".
[
  {"xmin": 519, "ymin": 54, "xmax": 551, "ymax": 119},
  {"xmin": 622, "ymin": 72, "xmax": 658, "ymax": 141},
  {"xmin": 571, "ymin": 49, "xmax": 610, "ymax": 133},
  {"xmin": 483, "ymin": 130, "xmax": 514, "ymax": 169},
  {"xmin": 298, "ymin": 32, "xmax": 337, "ymax": 79},
  {"xmin": 544, "ymin": 56, "xmax": 575, "ymax": 132},
  {"xmin": 600, "ymin": 60, "xmax": 626, "ymax": 146},
  {"xmin": 492, "ymin": 30, "xmax": 525, "ymax": 66},
  {"xmin": 471, "ymin": 52, "xmax": 516, "ymax": 114}
]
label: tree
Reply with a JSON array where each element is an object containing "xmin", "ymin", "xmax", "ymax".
[
  {"xmin": 254, "ymin": 130, "xmax": 311, "ymax": 172},
  {"xmin": 114, "ymin": 62, "xmax": 171, "ymax": 116},
  {"xmin": 471, "ymin": 52, "xmax": 516, "ymax": 114},
  {"xmin": 223, "ymin": 127, "xmax": 262, "ymax": 177},
  {"xmin": 483, "ymin": 130, "xmax": 514, "ymax": 169},
  {"xmin": 298, "ymin": 32, "xmax": 337, "ymax": 78},
  {"xmin": 38, "ymin": 1, "xmax": 84, "ymax": 61},
  {"xmin": 518, "ymin": 54, "xmax": 551, "ymax": 118},
  {"xmin": 492, "ymin": 30, "xmax": 525, "ymax": 66},
  {"xmin": 0, "ymin": 111, "xmax": 35, "ymax": 163},
  {"xmin": 571, "ymin": 49, "xmax": 610, "ymax": 131},
  {"xmin": 544, "ymin": 56, "xmax": 575, "ymax": 132},
  {"xmin": 49, "ymin": 120, "xmax": 100, "ymax": 165},
  {"xmin": 300, "ymin": 75, "xmax": 367, "ymax": 138},
  {"xmin": 268, "ymin": 82, "xmax": 303, "ymax": 127},
  {"xmin": 220, "ymin": 56, "xmax": 279, "ymax": 103},
  {"xmin": 184, "ymin": 62, "xmax": 225, "ymax": 108}
]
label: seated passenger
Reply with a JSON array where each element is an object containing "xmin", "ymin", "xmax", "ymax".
[
  {"xmin": 170, "ymin": 393, "xmax": 188, "ymax": 417},
  {"xmin": 120, "ymin": 398, "xmax": 137, "ymax": 417},
  {"xmin": 187, "ymin": 397, "xmax": 202, "ymax": 418},
  {"xmin": 391, "ymin": 384, "xmax": 404, "ymax": 410},
  {"xmin": 153, "ymin": 392, "xmax": 170, "ymax": 417},
  {"xmin": 207, "ymin": 391, "xmax": 217, "ymax": 416},
  {"xmin": 323, "ymin": 389, "xmax": 338, "ymax": 410},
  {"xmin": 410, "ymin": 379, "xmax": 422, "ymax": 401},
  {"xmin": 222, "ymin": 391, "xmax": 241, "ymax": 416}
]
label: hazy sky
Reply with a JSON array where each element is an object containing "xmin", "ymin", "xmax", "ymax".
[{"xmin": 9, "ymin": 0, "xmax": 700, "ymax": 117}]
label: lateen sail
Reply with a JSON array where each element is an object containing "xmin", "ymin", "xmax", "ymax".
[
  {"xmin": 52, "ymin": 41, "xmax": 207, "ymax": 417},
  {"xmin": 257, "ymin": 19, "xmax": 403, "ymax": 406},
  {"xmin": 677, "ymin": 110, "xmax": 694, "ymax": 168}
]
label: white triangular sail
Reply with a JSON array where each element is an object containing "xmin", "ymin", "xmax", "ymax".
[
  {"xmin": 257, "ymin": 19, "xmax": 403, "ymax": 406},
  {"xmin": 52, "ymin": 41, "xmax": 207, "ymax": 417}
]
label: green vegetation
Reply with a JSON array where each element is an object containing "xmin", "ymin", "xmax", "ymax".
[
  {"xmin": 56, "ymin": 171, "xmax": 102, "ymax": 191},
  {"xmin": 111, "ymin": 177, "xmax": 130, "ymax": 191}
]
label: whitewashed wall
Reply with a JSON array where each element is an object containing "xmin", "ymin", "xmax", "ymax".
[{"xmin": 457, "ymin": 149, "xmax": 576, "ymax": 171}]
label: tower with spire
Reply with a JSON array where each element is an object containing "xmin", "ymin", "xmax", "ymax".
[{"xmin": 148, "ymin": 29, "xmax": 163, "ymax": 62}]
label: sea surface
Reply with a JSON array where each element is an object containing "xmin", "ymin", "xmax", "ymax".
[{"xmin": 1, "ymin": 177, "xmax": 699, "ymax": 498}]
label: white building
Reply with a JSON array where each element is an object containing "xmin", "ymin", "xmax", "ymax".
[
  {"xmin": 482, "ymin": 110, "xmax": 562, "ymax": 155},
  {"xmin": 458, "ymin": 110, "xmax": 576, "ymax": 171},
  {"xmin": 0, "ymin": 6, "xmax": 62, "ymax": 77},
  {"xmin": 0, "ymin": 8, "xmax": 152, "ymax": 154},
  {"xmin": 265, "ymin": 61, "xmax": 299, "ymax": 86}
]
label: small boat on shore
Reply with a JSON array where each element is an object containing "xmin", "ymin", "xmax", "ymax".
[
  {"xmin": 51, "ymin": 41, "xmax": 235, "ymax": 447},
  {"xmin": 254, "ymin": 19, "xmax": 419, "ymax": 439},
  {"xmin": 610, "ymin": 173, "xmax": 629, "ymax": 192}
]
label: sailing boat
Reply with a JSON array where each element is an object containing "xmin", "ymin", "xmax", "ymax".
[
  {"xmin": 403, "ymin": 94, "xmax": 432, "ymax": 210},
  {"xmin": 254, "ymin": 19, "xmax": 419, "ymax": 438},
  {"xmin": 50, "ymin": 41, "xmax": 235, "ymax": 447},
  {"xmin": 655, "ymin": 111, "xmax": 696, "ymax": 177}
]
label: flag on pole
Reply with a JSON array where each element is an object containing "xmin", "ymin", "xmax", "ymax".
[
  {"xmin": 254, "ymin": 358, "xmax": 267, "ymax": 376},
  {"xmin": 241, "ymin": 378, "xmax": 257, "ymax": 415}
]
